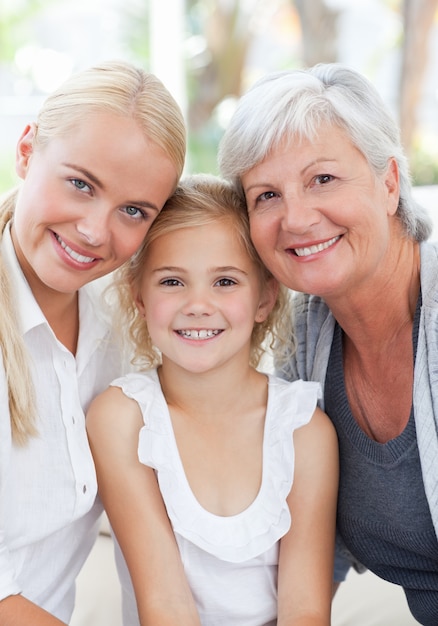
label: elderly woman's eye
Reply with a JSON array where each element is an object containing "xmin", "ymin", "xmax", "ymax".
[
  {"xmin": 315, "ymin": 174, "xmax": 334, "ymax": 185},
  {"xmin": 258, "ymin": 191, "xmax": 277, "ymax": 201}
]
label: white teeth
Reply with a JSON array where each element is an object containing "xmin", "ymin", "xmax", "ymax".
[
  {"xmin": 55, "ymin": 234, "xmax": 96, "ymax": 263},
  {"xmin": 294, "ymin": 236, "xmax": 340, "ymax": 257},
  {"xmin": 178, "ymin": 329, "xmax": 221, "ymax": 340}
]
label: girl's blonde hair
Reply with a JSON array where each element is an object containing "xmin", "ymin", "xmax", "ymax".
[
  {"xmin": 112, "ymin": 173, "xmax": 295, "ymax": 370},
  {"xmin": 1, "ymin": 60, "xmax": 186, "ymax": 444}
]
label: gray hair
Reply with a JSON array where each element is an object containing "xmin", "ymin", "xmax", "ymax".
[{"xmin": 218, "ymin": 63, "xmax": 432, "ymax": 242}]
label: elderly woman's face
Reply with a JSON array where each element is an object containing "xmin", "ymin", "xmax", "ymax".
[{"xmin": 241, "ymin": 125, "xmax": 399, "ymax": 301}]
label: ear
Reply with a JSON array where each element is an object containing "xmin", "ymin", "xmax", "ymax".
[
  {"xmin": 255, "ymin": 277, "xmax": 279, "ymax": 323},
  {"xmin": 384, "ymin": 157, "xmax": 400, "ymax": 217},
  {"xmin": 16, "ymin": 123, "xmax": 37, "ymax": 179}
]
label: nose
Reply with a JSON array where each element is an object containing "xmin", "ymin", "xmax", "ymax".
[
  {"xmin": 281, "ymin": 190, "xmax": 321, "ymax": 234},
  {"xmin": 75, "ymin": 206, "xmax": 112, "ymax": 247},
  {"xmin": 181, "ymin": 285, "xmax": 216, "ymax": 317}
]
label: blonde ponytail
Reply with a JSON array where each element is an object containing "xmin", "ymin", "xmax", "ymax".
[{"xmin": 0, "ymin": 189, "xmax": 37, "ymax": 445}]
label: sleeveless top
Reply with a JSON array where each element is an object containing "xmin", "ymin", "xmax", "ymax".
[
  {"xmin": 325, "ymin": 295, "xmax": 438, "ymax": 626},
  {"xmin": 111, "ymin": 370, "xmax": 320, "ymax": 626}
]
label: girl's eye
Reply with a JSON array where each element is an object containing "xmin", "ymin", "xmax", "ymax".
[
  {"xmin": 124, "ymin": 206, "xmax": 147, "ymax": 220},
  {"xmin": 314, "ymin": 174, "xmax": 334, "ymax": 185},
  {"xmin": 161, "ymin": 278, "xmax": 182, "ymax": 287},
  {"xmin": 215, "ymin": 278, "xmax": 237, "ymax": 287},
  {"xmin": 71, "ymin": 179, "xmax": 91, "ymax": 192}
]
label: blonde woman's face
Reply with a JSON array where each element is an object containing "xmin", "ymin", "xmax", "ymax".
[{"xmin": 12, "ymin": 112, "xmax": 178, "ymax": 300}]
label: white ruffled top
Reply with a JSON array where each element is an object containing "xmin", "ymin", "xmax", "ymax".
[{"xmin": 111, "ymin": 370, "xmax": 321, "ymax": 564}]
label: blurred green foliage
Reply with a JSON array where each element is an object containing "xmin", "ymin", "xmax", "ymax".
[
  {"xmin": 0, "ymin": 0, "xmax": 55, "ymax": 61},
  {"xmin": 0, "ymin": 150, "xmax": 18, "ymax": 195},
  {"xmin": 411, "ymin": 146, "xmax": 438, "ymax": 186}
]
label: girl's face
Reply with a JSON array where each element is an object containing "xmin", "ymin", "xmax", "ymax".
[
  {"xmin": 12, "ymin": 112, "xmax": 178, "ymax": 299},
  {"xmin": 241, "ymin": 125, "xmax": 400, "ymax": 303},
  {"xmin": 135, "ymin": 220, "xmax": 277, "ymax": 376}
]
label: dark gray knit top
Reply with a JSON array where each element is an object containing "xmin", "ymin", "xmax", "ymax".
[{"xmin": 325, "ymin": 296, "xmax": 438, "ymax": 626}]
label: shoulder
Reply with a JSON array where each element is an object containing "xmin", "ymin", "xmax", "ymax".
[
  {"xmin": 292, "ymin": 292, "xmax": 332, "ymax": 328},
  {"xmin": 420, "ymin": 240, "xmax": 438, "ymax": 276},
  {"xmin": 293, "ymin": 407, "xmax": 338, "ymax": 481},
  {"xmin": 420, "ymin": 241, "xmax": 438, "ymax": 302},
  {"xmin": 291, "ymin": 404, "xmax": 338, "ymax": 484},
  {"xmin": 86, "ymin": 383, "xmax": 142, "ymax": 442},
  {"xmin": 87, "ymin": 370, "xmax": 161, "ymax": 439},
  {"xmin": 295, "ymin": 406, "xmax": 336, "ymax": 444},
  {"xmin": 269, "ymin": 375, "xmax": 321, "ymax": 415},
  {"xmin": 276, "ymin": 294, "xmax": 335, "ymax": 383}
]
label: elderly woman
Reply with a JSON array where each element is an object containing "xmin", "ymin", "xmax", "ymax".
[{"xmin": 218, "ymin": 63, "xmax": 438, "ymax": 626}]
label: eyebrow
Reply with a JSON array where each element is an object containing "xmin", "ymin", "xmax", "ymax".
[
  {"xmin": 301, "ymin": 157, "xmax": 338, "ymax": 175},
  {"xmin": 63, "ymin": 162, "xmax": 160, "ymax": 211},
  {"xmin": 244, "ymin": 157, "xmax": 338, "ymax": 192},
  {"xmin": 63, "ymin": 163, "xmax": 104, "ymax": 188},
  {"xmin": 153, "ymin": 266, "xmax": 249, "ymax": 275}
]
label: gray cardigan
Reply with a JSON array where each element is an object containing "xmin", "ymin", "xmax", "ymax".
[{"xmin": 281, "ymin": 241, "xmax": 438, "ymax": 552}]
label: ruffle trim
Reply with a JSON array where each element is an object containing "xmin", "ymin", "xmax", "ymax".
[{"xmin": 111, "ymin": 371, "xmax": 321, "ymax": 563}]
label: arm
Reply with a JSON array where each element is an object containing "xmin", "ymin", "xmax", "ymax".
[
  {"xmin": 86, "ymin": 387, "xmax": 201, "ymax": 626},
  {"xmin": 0, "ymin": 595, "xmax": 66, "ymax": 625},
  {"xmin": 277, "ymin": 408, "xmax": 339, "ymax": 626}
]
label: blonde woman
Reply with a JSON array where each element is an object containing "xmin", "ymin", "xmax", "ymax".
[{"xmin": 0, "ymin": 60, "xmax": 185, "ymax": 625}]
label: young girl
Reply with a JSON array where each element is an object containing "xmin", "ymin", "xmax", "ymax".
[
  {"xmin": 87, "ymin": 174, "xmax": 339, "ymax": 626},
  {"xmin": 0, "ymin": 60, "xmax": 185, "ymax": 625}
]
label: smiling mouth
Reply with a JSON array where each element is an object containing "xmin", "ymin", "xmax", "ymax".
[
  {"xmin": 293, "ymin": 235, "xmax": 340, "ymax": 257},
  {"xmin": 55, "ymin": 234, "xmax": 97, "ymax": 264},
  {"xmin": 177, "ymin": 329, "xmax": 223, "ymax": 340}
]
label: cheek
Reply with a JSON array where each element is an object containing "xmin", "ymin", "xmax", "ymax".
[
  {"xmin": 228, "ymin": 296, "xmax": 260, "ymax": 327},
  {"xmin": 144, "ymin": 296, "xmax": 174, "ymax": 329},
  {"xmin": 250, "ymin": 219, "xmax": 278, "ymax": 267},
  {"xmin": 249, "ymin": 215, "xmax": 276, "ymax": 259},
  {"xmin": 113, "ymin": 226, "xmax": 151, "ymax": 263}
]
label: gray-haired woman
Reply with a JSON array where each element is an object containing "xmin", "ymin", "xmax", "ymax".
[{"xmin": 219, "ymin": 63, "xmax": 437, "ymax": 626}]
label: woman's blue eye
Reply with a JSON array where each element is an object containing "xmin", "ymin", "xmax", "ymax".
[
  {"xmin": 72, "ymin": 179, "xmax": 91, "ymax": 192},
  {"xmin": 125, "ymin": 206, "xmax": 146, "ymax": 219}
]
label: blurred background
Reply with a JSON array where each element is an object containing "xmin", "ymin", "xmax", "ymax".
[{"xmin": 0, "ymin": 0, "xmax": 437, "ymax": 199}]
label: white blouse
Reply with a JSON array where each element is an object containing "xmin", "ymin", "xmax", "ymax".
[
  {"xmin": 0, "ymin": 225, "xmax": 125, "ymax": 622},
  {"xmin": 112, "ymin": 369, "xmax": 320, "ymax": 626}
]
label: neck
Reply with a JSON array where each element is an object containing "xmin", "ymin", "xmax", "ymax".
[
  {"xmin": 327, "ymin": 237, "xmax": 420, "ymax": 353},
  {"xmin": 158, "ymin": 359, "xmax": 267, "ymax": 420},
  {"xmin": 43, "ymin": 291, "xmax": 80, "ymax": 354}
]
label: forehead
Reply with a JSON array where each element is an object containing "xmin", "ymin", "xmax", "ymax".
[
  {"xmin": 146, "ymin": 219, "xmax": 250, "ymax": 261},
  {"xmin": 243, "ymin": 124, "xmax": 361, "ymax": 180},
  {"xmin": 275, "ymin": 123, "xmax": 351, "ymax": 154}
]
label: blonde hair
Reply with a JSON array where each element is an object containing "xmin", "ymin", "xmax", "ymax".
[
  {"xmin": 112, "ymin": 173, "xmax": 295, "ymax": 370},
  {"xmin": 0, "ymin": 60, "xmax": 186, "ymax": 444}
]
